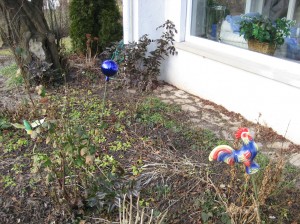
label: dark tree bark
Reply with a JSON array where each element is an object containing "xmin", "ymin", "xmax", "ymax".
[{"xmin": 0, "ymin": 0, "xmax": 61, "ymax": 78}]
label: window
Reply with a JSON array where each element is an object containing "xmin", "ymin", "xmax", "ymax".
[{"xmin": 190, "ymin": 0, "xmax": 300, "ymax": 61}]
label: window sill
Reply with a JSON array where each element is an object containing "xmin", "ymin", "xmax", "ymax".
[{"xmin": 176, "ymin": 38, "xmax": 300, "ymax": 89}]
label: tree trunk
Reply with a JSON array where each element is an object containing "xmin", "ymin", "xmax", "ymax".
[{"xmin": 0, "ymin": 0, "xmax": 61, "ymax": 82}]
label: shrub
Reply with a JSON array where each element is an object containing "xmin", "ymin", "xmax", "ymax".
[
  {"xmin": 69, "ymin": 0, "xmax": 122, "ymax": 54},
  {"xmin": 102, "ymin": 20, "xmax": 177, "ymax": 91}
]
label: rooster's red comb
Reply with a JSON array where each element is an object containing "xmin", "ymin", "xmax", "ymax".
[{"xmin": 235, "ymin": 127, "xmax": 249, "ymax": 139}]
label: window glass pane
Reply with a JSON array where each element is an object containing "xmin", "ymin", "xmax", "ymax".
[
  {"xmin": 190, "ymin": 0, "xmax": 246, "ymax": 40},
  {"xmin": 190, "ymin": 0, "xmax": 300, "ymax": 62},
  {"xmin": 191, "ymin": 0, "xmax": 207, "ymax": 37}
]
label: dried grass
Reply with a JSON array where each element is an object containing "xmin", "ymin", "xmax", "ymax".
[
  {"xmin": 208, "ymin": 156, "xmax": 286, "ymax": 224},
  {"xmin": 118, "ymin": 194, "xmax": 167, "ymax": 224}
]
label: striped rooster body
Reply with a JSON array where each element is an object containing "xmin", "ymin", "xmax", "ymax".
[{"xmin": 209, "ymin": 128, "xmax": 259, "ymax": 174}]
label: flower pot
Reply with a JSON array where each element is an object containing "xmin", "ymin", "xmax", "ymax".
[{"xmin": 248, "ymin": 39, "xmax": 276, "ymax": 55}]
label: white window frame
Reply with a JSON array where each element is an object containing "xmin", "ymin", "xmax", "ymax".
[{"xmin": 181, "ymin": 0, "xmax": 300, "ymax": 89}]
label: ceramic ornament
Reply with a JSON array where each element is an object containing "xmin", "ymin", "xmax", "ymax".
[
  {"xmin": 209, "ymin": 127, "xmax": 260, "ymax": 174},
  {"xmin": 23, "ymin": 120, "xmax": 33, "ymax": 135},
  {"xmin": 100, "ymin": 60, "xmax": 118, "ymax": 81}
]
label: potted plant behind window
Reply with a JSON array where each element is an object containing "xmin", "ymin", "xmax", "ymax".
[{"xmin": 239, "ymin": 15, "xmax": 295, "ymax": 55}]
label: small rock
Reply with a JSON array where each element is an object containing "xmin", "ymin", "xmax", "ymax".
[
  {"xmin": 221, "ymin": 130, "xmax": 232, "ymax": 140},
  {"xmin": 126, "ymin": 89, "xmax": 136, "ymax": 94},
  {"xmin": 267, "ymin": 141, "xmax": 291, "ymax": 150},
  {"xmin": 168, "ymin": 95, "xmax": 178, "ymax": 99},
  {"xmin": 181, "ymin": 105, "xmax": 199, "ymax": 113},
  {"xmin": 195, "ymin": 101, "xmax": 204, "ymax": 107},
  {"xmin": 159, "ymin": 93, "xmax": 167, "ymax": 98},
  {"xmin": 159, "ymin": 85, "xmax": 175, "ymax": 92},
  {"xmin": 161, "ymin": 99, "xmax": 172, "ymax": 104},
  {"xmin": 190, "ymin": 118, "xmax": 201, "ymax": 123},
  {"xmin": 220, "ymin": 113, "xmax": 230, "ymax": 121},
  {"xmin": 289, "ymin": 153, "xmax": 300, "ymax": 167},
  {"xmin": 174, "ymin": 98, "xmax": 193, "ymax": 104},
  {"xmin": 203, "ymin": 105, "xmax": 215, "ymax": 110},
  {"xmin": 174, "ymin": 90, "xmax": 189, "ymax": 98},
  {"xmin": 220, "ymin": 184, "xmax": 226, "ymax": 189}
]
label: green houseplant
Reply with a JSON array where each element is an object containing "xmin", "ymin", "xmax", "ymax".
[{"xmin": 239, "ymin": 15, "xmax": 295, "ymax": 55}]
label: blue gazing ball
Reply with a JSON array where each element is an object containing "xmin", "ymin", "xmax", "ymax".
[{"xmin": 101, "ymin": 60, "xmax": 118, "ymax": 78}]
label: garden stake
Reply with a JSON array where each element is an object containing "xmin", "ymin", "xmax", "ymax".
[
  {"xmin": 100, "ymin": 80, "xmax": 108, "ymax": 122},
  {"xmin": 100, "ymin": 60, "xmax": 118, "ymax": 122}
]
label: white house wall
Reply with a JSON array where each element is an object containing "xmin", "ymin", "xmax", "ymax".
[
  {"xmin": 123, "ymin": 0, "xmax": 166, "ymax": 43},
  {"xmin": 123, "ymin": 0, "xmax": 300, "ymax": 144},
  {"xmin": 161, "ymin": 48, "xmax": 300, "ymax": 144}
]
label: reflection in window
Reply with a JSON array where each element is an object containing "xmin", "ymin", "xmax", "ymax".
[
  {"xmin": 190, "ymin": 0, "xmax": 300, "ymax": 61},
  {"xmin": 293, "ymin": 0, "xmax": 300, "ymax": 23},
  {"xmin": 190, "ymin": 0, "xmax": 246, "ymax": 39},
  {"xmin": 263, "ymin": 0, "xmax": 287, "ymax": 20}
]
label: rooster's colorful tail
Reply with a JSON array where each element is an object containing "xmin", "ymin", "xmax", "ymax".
[{"xmin": 209, "ymin": 145, "xmax": 235, "ymax": 165}]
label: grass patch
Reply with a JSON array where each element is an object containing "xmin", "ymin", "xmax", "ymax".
[
  {"xmin": 0, "ymin": 63, "xmax": 23, "ymax": 87},
  {"xmin": 0, "ymin": 115, "xmax": 11, "ymax": 130},
  {"xmin": 0, "ymin": 48, "xmax": 12, "ymax": 56},
  {"xmin": 0, "ymin": 63, "xmax": 18, "ymax": 76},
  {"xmin": 136, "ymin": 97, "xmax": 180, "ymax": 129},
  {"xmin": 61, "ymin": 36, "xmax": 73, "ymax": 54}
]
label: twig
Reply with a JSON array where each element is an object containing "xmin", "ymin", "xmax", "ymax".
[
  {"xmin": 280, "ymin": 120, "xmax": 291, "ymax": 155},
  {"xmin": 147, "ymin": 209, "xmax": 154, "ymax": 224},
  {"xmin": 83, "ymin": 216, "xmax": 119, "ymax": 224},
  {"xmin": 129, "ymin": 194, "xmax": 133, "ymax": 224}
]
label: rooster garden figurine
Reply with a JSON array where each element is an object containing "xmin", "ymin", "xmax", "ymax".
[{"xmin": 209, "ymin": 127, "xmax": 260, "ymax": 174}]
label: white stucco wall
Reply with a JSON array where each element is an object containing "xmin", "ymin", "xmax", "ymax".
[
  {"xmin": 123, "ymin": 0, "xmax": 300, "ymax": 144},
  {"xmin": 123, "ymin": 0, "xmax": 166, "ymax": 43},
  {"xmin": 165, "ymin": 0, "xmax": 187, "ymax": 42},
  {"xmin": 161, "ymin": 47, "xmax": 300, "ymax": 144}
]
